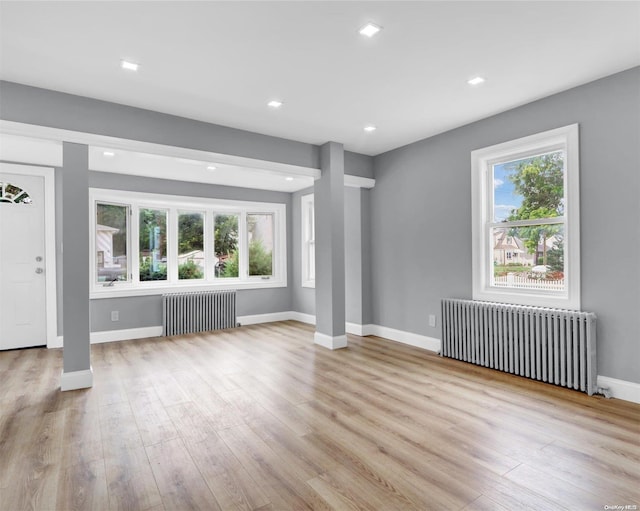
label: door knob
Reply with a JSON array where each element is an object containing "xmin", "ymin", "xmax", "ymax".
[
  {"xmin": 35, "ymin": 268, "xmax": 44, "ymax": 274},
  {"xmin": 36, "ymin": 256, "xmax": 43, "ymax": 262}
]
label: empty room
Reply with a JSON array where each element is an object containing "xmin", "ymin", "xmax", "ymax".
[{"xmin": 0, "ymin": 1, "xmax": 639, "ymax": 510}]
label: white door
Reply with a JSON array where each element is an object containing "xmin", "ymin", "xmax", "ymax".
[{"xmin": 0, "ymin": 172, "xmax": 47, "ymax": 349}]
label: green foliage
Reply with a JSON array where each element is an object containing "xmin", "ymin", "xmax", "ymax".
[
  {"xmin": 222, "ymin": 251, "xmax": 239, "ymax": 278},
  {"xmin": 248, "ymin": 239, "xmax": 273, "ymax": 276},
  {"xmin": 139, "ymin": 209, "xmax": 166, "ymax": 256},
  {"xmin": 221, "ymin": 240, "xmax": 272, "ymax": 278},
  {"xmin": 507, "ymin": 153, "xmax": 564, "ymax": 220},
  {"xmin": 178, "ymin": 213, "xmax": 204, "ymax": 254},
  {"xmin": 546, "ymin": 237, "xmax": 564, "ymax": 272},
  {"xmin": 139, "ymin": 257, "xmax": 167, "ymax": 281},
  {"xmin": 215, "ymin": 215, "xmax": 238, "ymax": 257},
  {"xmin": 178, "ymin": 259, "xmax": 204, "ymax": 280},
  {"xmin": 507, "ymin": 153, "xmax": 564, "ymax": 264}
]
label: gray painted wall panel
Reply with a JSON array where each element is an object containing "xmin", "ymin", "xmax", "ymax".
[
  {"xmin": 345, "ymin": 187, "xmax": 362, "ymax": 324},
  {"xmin": 314, "ymin": 142, "xmax": 346, "ymax": 337},
  {"xmin": 62, "ymin": 143, "xmax": 90, "ymax": 373},
  {"xmin": 344, "ymin": 151, "xmax": 374, "ymax": 179},
  {"xmin": 291, "ymin": 187, "xmax": 316, "ymax": 316},
  {"xmin": 360, "ymin": 189, "xmax": 373, "ymax": 325},
  {"xmin": 0, "ymin": 81, "xmax": 319, "ymax": 169},
  {"xmin": 370, "ymin": 67, "xmax": 640, "ymax": 383}
]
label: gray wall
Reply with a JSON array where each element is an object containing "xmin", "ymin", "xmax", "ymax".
[
  {"xmin": 345, "ymin": 151, "xmax": 374, "ymax": 179},
  {"xmin": 291, "ymin": 185, "xmax": 373, "ymax": 326},
  {"xmin": 370, "ymin": 67, "xmax": 640, "ymax": 383},
  {"xmin": 291, "ymin": 187, "xmax": 316, "ymax": 316},
  {"xmin": 87, "ymin": 172, "xmax": 293, "ymax": 332},
  {"xmin": 0, "ymin": 81, "xmax": 319, "ymax": 168}
]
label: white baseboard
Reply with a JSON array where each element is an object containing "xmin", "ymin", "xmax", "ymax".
[
  {"xmin": 597, "ymin": 376, "xmax": 640, "ymax": 404},
  {"xmin": 60, "ymin": 366, "xmax": 93, "ymax": 391},
  {"xmin": 314, "ymin": 332, "xmax": 348, "ymax": 350},
  {"xmin": 91, "ymin": 326, "xmax": 163, "ymax": 344},
  {"xmin": 289, "ymin": 311, "xmax": 316, "ymax": 325},
  {"xmin": 366, "ymin": 324, "xmax": 441, "ymax": 353},
  {"xmin": 50, "ymin": 335, "xmax": 64, "ymax": 349},
  {"xmin": 238, "ymin": 311, "xmax": 296, "ymax": 326},
  {"xmin": 53, "ymin": 326, "xmax": 164, "ymax": 347},
  {"xmin": 346, "ymin": 322, "xmax": 366, "ymax": 336}
]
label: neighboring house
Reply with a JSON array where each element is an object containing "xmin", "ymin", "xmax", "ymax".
[
  {"xmin": 178, "ymin": 249, "xmax": 205, "ymax": 267},
  {"xmin": 96, "ymin": 224, "xmax": 121, "ymax": 269},
  {"xmin": 493, "ymin": 231, "xmax": 535, "ymax": 266}
]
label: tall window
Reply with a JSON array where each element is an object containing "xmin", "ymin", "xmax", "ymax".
[
  {"xmin": 471, "ymin": 124, "xmax": 580, "ymax": 309},
  {"xmin": 96, "ymin": 203, "xmax": 129, "ymax": 283},
  {"xmin": 301, "ymin": 194, "xmax": 315, "ymax": 287},
  {"xmin": 139, "ymin": 208, "xmax": 167, "ymax": 281},
  {"xmin": 90, "ymin": 189, "xmax": 286, "ymax": 296},
  {"xmin": 178, "ymin": 211, "xmax": 205, "ymax": 280},
  {"xmin": 247, "ymin": 213, "xmax": 274, "ymax": 277},
  {"xmin": 214, "ymin": 214, "xmax": 239, "ymax": 278}
]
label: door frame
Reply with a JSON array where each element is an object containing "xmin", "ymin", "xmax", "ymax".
[{"xmin": 0, "ymin": 163, "xmax": 57, "ymax": 348}]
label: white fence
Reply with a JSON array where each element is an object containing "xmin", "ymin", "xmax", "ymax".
[{"xmin": 494, "ymin": 273, "xmax": 564, "ymax": 291}]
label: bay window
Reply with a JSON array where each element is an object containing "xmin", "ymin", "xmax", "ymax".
[{"xmin": 91, "ymin": 189, "xmax": 286, "ymax": 297}]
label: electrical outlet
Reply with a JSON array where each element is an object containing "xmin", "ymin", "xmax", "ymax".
[
  {"xmin": 428, "ymin": 314, "xmax": 436, "ymax": 328},
  {"xmin": 111, "ymin": 310, "xmax": 119, "ymax": 322}
]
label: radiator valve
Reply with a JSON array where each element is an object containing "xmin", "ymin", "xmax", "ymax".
[{"xmin": 597, "ymin": 386, "xmax": 612, "ymax": 399}]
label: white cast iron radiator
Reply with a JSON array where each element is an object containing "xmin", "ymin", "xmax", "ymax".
[
  {"xmin": 163, "ymin": 290, "xmax": 237, "ymax": 336},
  {"xmin": 441, "ymin": 299, "xmax": 597, "ymax": 395}
]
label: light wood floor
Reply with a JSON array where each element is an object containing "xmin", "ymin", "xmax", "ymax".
[{"xmin": 1, "ymin": 321, "xmax": 638, "ymax": 511}]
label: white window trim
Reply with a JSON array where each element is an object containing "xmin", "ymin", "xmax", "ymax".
[
  {"xmin": 90, "ymin": 188, "xmax": 287, "ymax": 298},
  {"xmin": 471, "ymin": 124, "xmax": 580, "ymax": 310},
  {"xmin": 301, "ymin": 193, "xmax": 315, "ymax": 288}
]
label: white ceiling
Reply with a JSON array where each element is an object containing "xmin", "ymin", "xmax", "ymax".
[{"xmin": 1, "ymin": 1, "xmax": 639, "ymax": 156}]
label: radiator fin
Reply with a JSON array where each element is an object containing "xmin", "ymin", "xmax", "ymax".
[
  {"xmin": 441, "ymin": 299, "xmax": 597, "ymax": 395},
  {"xmin": 163, "ymin": 290, "xmax": 237, "ymax": 336}
]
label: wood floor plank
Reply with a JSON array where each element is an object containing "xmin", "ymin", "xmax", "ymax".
[
  {"xmin": 55, "ymin": 459, "xmax": 110, "ymax": 511},
  {"xmin": 184, "ymin": 432, "xmax": 271, "ymax": 511},
  {"xmin": 104, "ymin": 445, "xmax": 163, "ymax": 511},
  {"xmin": 145, "ymin": 437, "xmax": 222, "ymax": 511},
  {"xmin": 1, "ymin": 320, "xmax": 638, "ymax": 510}
]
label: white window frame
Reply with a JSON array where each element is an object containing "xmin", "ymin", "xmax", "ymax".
[
  {"xmin": 90, "ymin": 188, "xmax": 287, "ymax": 298},
  {"xmin": 301, "ymin": 193, "xmax": 315, "ymax": 288},
  {"xmin": 471, "ymin": 124, "xmax": 580, "ymax": 309}
]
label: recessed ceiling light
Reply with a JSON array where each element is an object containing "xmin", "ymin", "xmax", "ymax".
[
  {"xmin": 268, "ymin": 100, "xmax": 283, "ymax": 108},
  {"xmin": 364, "ymin": 125, "xmax": 377, "ymax": 132},
  {"xmin": 103, "ymin": 151, "xmax": 115, "ymax": 157},
  {"xmin": 467, "ymin": 76, "xmax": 485, "ymax": 86},
  {"xmin": 207, "ymin": 165, "xmax": 217, "ymax": 171},
  {"xmin": 359, "ymin": 22, "xmax": 382, "ymax": 38},
  {"xmin": 285, "ymin": 176, "xmax": 294, "ymax": 182},
  {"xmin": 120, "ymin": 60, "xmax": 139, "ymax": 72}
]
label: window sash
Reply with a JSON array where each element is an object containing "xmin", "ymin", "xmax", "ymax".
[
  {"xmin": 471, "ymin": 124, "xmax": 580, "ymax": 309},
  {"xmin": 301, "ymin": 194, "xmax": 315, "ymax": 287}
]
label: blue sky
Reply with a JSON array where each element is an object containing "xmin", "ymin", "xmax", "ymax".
[{"xmin": 492, "ymin": 161, "xmax": 524, "ymax": 222}]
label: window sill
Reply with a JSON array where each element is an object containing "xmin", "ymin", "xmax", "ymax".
[
  {"xmin": 90, "ymin": 279, "xmax": 287, "ymax": 299},
  {"xmin": 473, "ymin": 287, "xmax": 580, "ymax": 311}
]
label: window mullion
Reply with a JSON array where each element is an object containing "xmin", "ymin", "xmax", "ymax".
[
  {"xmin": 167, "ymin": 207, "xmax": 178, "ymax": 283},
  {"xmin": 239, "ymin": 211, "xmax": 248, "ymax": 280},
  {"xmin": 131, "ymin": 204, "xmax": 139, "ymax": 284},
  {"xmin": 489, "ymin": 217, "xmax": 565, "ymax": 229},
  {"xmin": 204, "ymin": 209, "xmax": 214, "ymax": 280}
]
